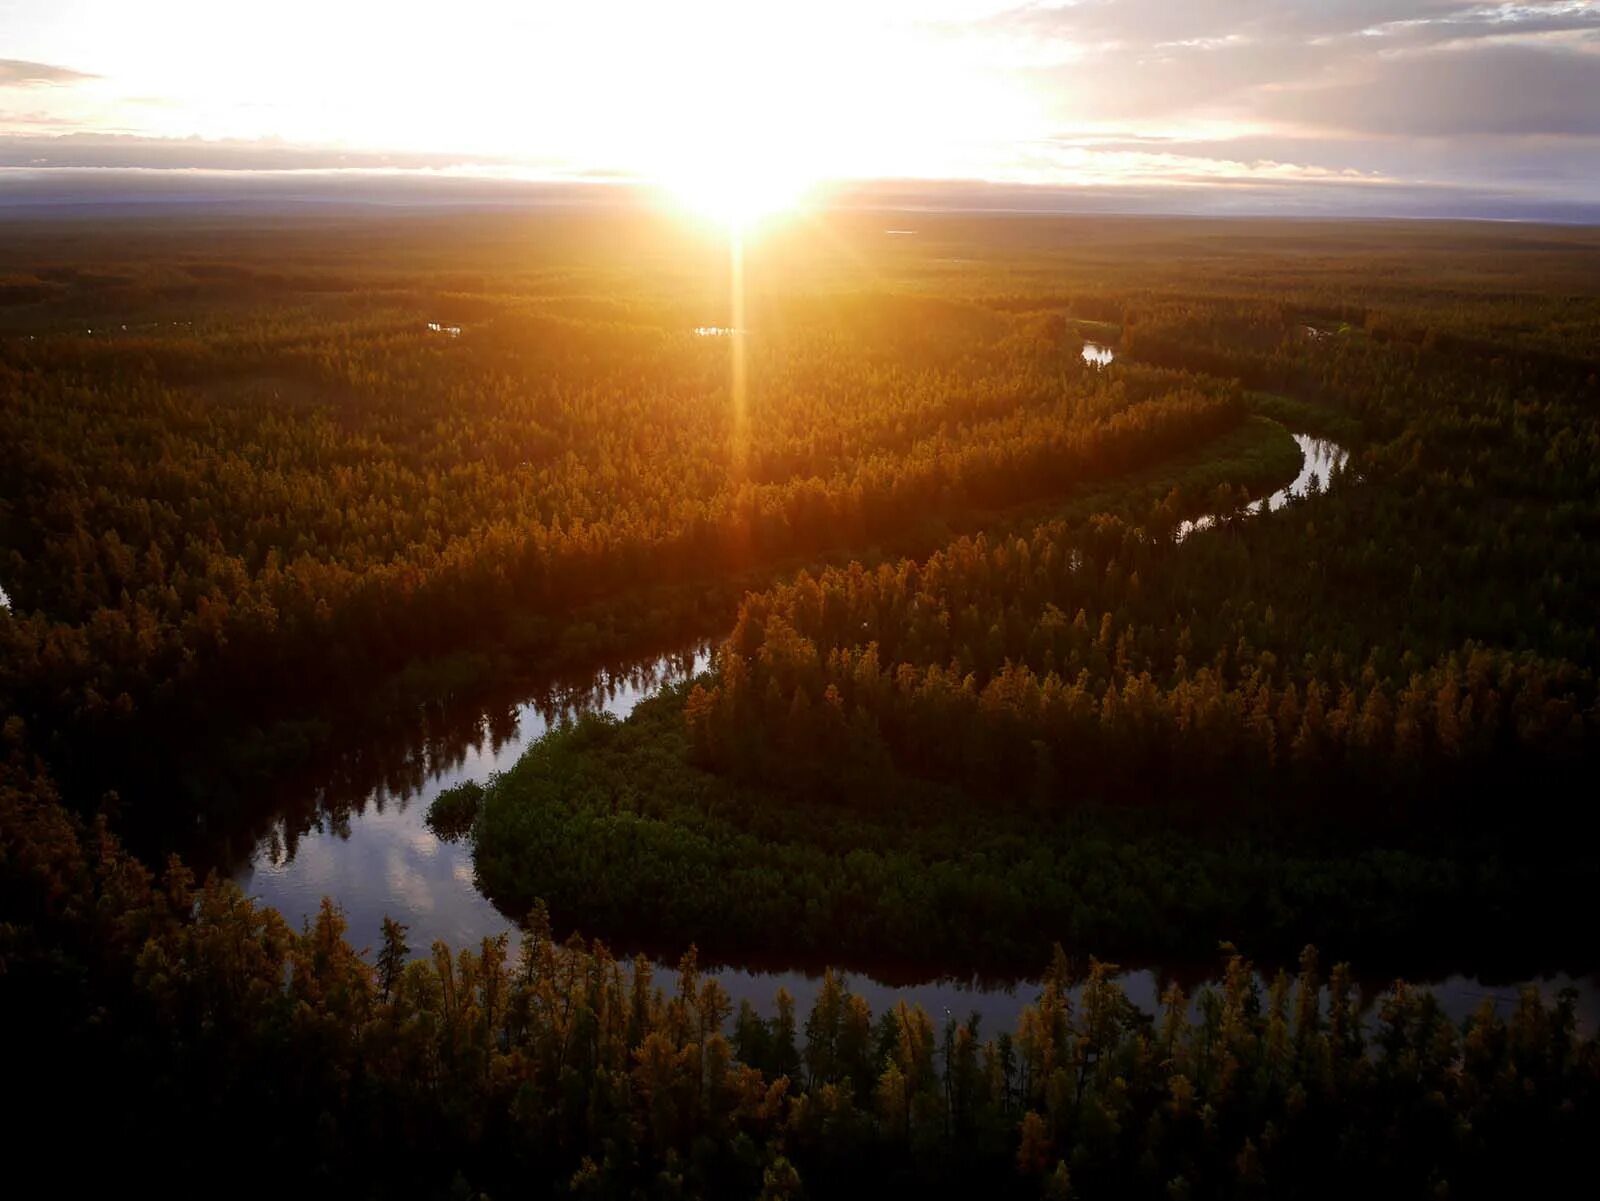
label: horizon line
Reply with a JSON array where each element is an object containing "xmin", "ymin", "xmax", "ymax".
[{"xmin": 2, "ymin": 169, "xmax": 1599, "ymax": 226}]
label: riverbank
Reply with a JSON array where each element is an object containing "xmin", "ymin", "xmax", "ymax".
[
  {"xmin": 125, "ymin": 407, "xmax": 1301, "ymax": 858},
  {"xmin": 466, "ymin": 685, "xmax": 1599, "ymax": 981}
]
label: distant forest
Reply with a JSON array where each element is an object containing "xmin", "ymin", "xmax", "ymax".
[{"xmin": 3, "ymin": 212, "xmax": 1600, "ymax": 1196}]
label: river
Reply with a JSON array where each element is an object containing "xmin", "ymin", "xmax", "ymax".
[
  {"xmin": 1082, "ymin": 340, "xmax": 1115, "ymax": 367},
  {"xmin": 226, "ymin": 422, "xmax": 1599, "ymax": 1032},
  {"xmin": 1176, "ymin": 434, "xmax": 1348, "ymax": 540},
  {"xmin": 232, "ymin": 646, "xmax": 714, "ymax": 952}
]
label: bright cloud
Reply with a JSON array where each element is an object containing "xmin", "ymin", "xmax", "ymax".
[{"xmin": 0, "ymin": 0, "xmax": 1596, "ymax": 216}]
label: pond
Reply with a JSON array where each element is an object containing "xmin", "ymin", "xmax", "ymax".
[
  {"xmin": 1082, "ymin": 341, "xmax": 1115, "ymax": 367},
  {"xmin": 224, "ymin": 431, "xmax": 1596, "ymax": 1032}
]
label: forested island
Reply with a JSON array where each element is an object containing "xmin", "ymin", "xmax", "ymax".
[{"xmin": 3, "ymin": 211, "xmax": 1599, "ymax": 1196}]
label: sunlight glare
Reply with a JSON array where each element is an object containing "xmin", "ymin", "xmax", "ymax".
[
  {"xmin": 664, "ymin": 157, "xmax": 814, "ymax": 229},
  {"xmin": 634, "ymin": 6, "xmax": 835, "ymax": 229}
]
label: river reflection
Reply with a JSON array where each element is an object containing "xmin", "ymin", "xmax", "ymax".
[
  {"xmin": 720, "ymin": 962, "xmax": 1600, "ymax": 1037},
  {"xmin": 230, "ymin": 644, "xmax": 712, "ymax": 951},
  {"xmin": 1176, "ymin": 434, "xmax": 1348, "ymax": 540}
]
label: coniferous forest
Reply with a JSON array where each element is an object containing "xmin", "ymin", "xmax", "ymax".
[{"xmin": 3, "ymin": 211, "xmax": 1600, "ymax": 1197}]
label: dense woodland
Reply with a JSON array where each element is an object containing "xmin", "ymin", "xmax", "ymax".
[
  {"xmin": 4, "ymin": 212, "xmax": 1600, "ymax": 1195},
  {"xmin": 0, "ymin": 221, "xmax": 1275, "ymax": 814},
  {"xmin": 5, "ymin": 761, "xmax": 1597, "ymax": 1198},
  {"xmin": 465, "ymin": 218, "xmax": 1600, "ymax": 974}
]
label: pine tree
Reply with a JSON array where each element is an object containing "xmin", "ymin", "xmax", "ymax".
[{"xmin": 377, "ymin": 916, "xmax": 409, "ymax": 1002}]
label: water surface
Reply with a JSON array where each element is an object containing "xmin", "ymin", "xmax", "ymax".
[
  {"xmin": 233, "ymin": 646, "xmax": 711, "ymax": 950},
  {"xmin": 1176, "ymin": 434, "xmax": 1347, "ymax": 540},
  {"xmin": 722, "ymin": 961, "xmax": 1599, "ymax": 1034}
]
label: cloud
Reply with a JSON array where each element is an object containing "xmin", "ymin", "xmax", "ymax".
[
  {"xmin": 963, "ymin": 1, "xmax": 1600, "ymax": 215},
  {"xmin": 989, "ymin": 1, "xmax": 1597, "ymax": 49},
  {"xmin": 2, "ymin": 3, "xmax": 1597, "ymax": 219},
  {"xmin": 829, "ymin": 174, "xmax": 1600, "ymax": 221},
  {"xmin": 0, "ymin": 59, "xmax": 98, "ymax": 87},
  {"xmin": 1265, "ymin": 41, "xmax": 1600, "ymax": 137},
  {"xmin": 0, "ymin": 133, "xmax": 524, "ymax": 173},
  {"xmin": 988, "ymin": 1, "xmax": 1600, "ymax": 125},
  {"xmin": 0, "ymin": 168, "xmax": 650, "ymax": 216},
  {"xmin": 1353, "ymin": 1, "xmax": 1600, "ymax": 48}
]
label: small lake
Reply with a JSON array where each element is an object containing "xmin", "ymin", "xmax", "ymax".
[
  {"xmin": 1082, "ymin": 341, "xmax": 1115, "ymax": 367},
  {"xmin": 225, "ymin": 431, "xmax": 1595, "ymax": 1032}
]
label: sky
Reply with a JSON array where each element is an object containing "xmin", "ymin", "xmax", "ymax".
[{"xmin": 1, "ymin": 0, "xmax": 1598, "ymax": 218}]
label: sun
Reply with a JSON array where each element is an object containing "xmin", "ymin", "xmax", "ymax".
[
  {"xmin": 639, "ymin": 18, "xmax": 826, "ymax": 231},
  {"xmin": 666, "ymin": 170, "xmax": 808, "ymax": 230},
  {"xmin": 660, "ymin": 150, "xmax": 818, "ymax": 230}
]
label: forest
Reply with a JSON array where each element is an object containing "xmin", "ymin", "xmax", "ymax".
[
  {"xmin": 6, "ymin": 763, "xmax": 1597, "ymax": 1198},
  {"xmin": 3, "ymin": 210, "xmax": 1600, "ymax": 1196},
  {"xmin": 464, "ymin": 217, "xmax": 1600, "ymax": 976},
  {"xmin": 0, "ymin": 214, "xmax": 1282, "ymax": 822}
]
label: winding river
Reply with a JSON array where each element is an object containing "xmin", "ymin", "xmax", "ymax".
[
  {"xmin": 1177, "ymin": 435, "xmax": 1348, "ymax": 539},
  {"xmin": 225, "ymin": 401, "xmax": 1599, "ymax": 1031},
  {"xmin": 231, "ymin": 647, "xmax": 713, "ymax": 952}
]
